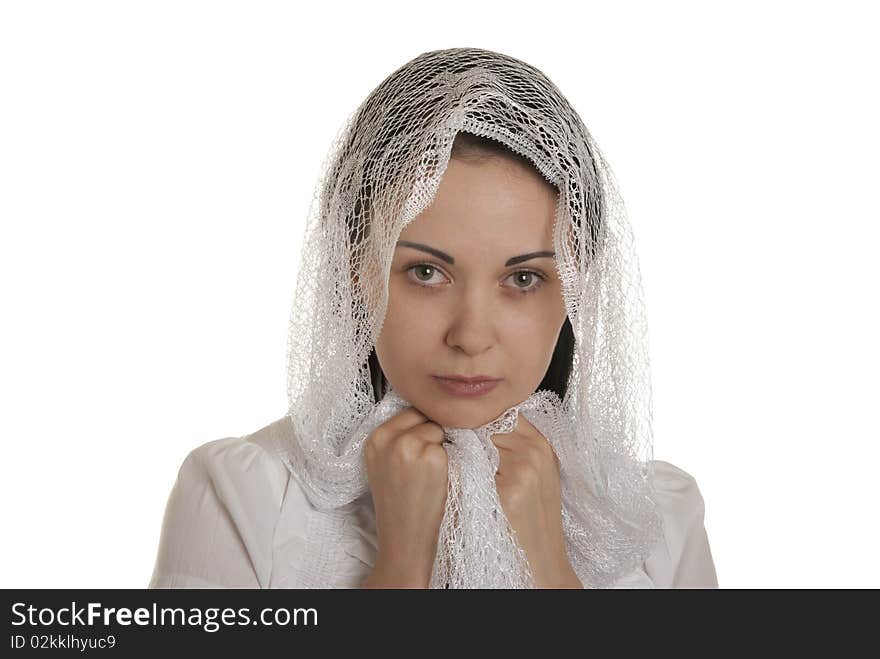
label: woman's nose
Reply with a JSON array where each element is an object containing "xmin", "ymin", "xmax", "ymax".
[{"xmin": 444, "ymin": 290, "xmax": 497, "ymax": 356}]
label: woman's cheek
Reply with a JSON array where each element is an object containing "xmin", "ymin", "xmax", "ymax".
[
  {"xmin": 393, "ymin": 296, "xmax": 441, "ymax": 335},
  {"xmin": 510, "ymin": 312, "xmax": 559, "ymax": 375}
]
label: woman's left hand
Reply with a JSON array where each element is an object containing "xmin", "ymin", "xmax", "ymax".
[{"xmin": 490, "ymin": 412, "xmax": 583, "ymax": 588}]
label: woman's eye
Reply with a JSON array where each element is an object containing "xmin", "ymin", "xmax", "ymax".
[
  {"xmin": 408, "ymin": 264, "xmax": 448, "ymax": 286},
  {"xmin": 504, "ymin": 270, "xmax": 545, "ymax": 294}
]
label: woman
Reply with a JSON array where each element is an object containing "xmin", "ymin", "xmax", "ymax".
[{"xmin": 149, "ymin": 47, "xmax": 718, "ymax": 589}]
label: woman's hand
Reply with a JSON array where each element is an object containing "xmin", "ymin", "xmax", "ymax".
[
  {"xmin": 490, "ymin": 413, "xmax": 583, "ymax": 588},
  {"xmin": 361, "ymin": 407, "xmax": 448, "ymax": 588}
]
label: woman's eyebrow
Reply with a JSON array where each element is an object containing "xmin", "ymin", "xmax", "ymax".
[{"xmin": 395, "ymin": 240, "xmax": 555, "ymax": 266}]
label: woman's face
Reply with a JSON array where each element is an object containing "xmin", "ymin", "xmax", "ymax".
[{"xmin": 374, "ymin": 154, "xmax": 568, "ymax": 428}]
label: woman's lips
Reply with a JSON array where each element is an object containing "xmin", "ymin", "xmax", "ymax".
[{"xmin": 432, "ymin": 376, "xmax": 501, "ymax": 398}]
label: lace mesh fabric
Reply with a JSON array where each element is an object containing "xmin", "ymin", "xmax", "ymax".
[{"xmin": 269, "ymin": 47, "xmax": 664, "ymax": 588}]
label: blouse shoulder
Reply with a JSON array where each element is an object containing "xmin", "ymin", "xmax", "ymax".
[
  {"xmin": 148, "ymin": 421, "xmax": 292, "ymax": 588},
  {"xmin": 650, "ymin": 459, "xmax": 706, "ymax": 525},
  {"xmin": 641, "ymin": 459, "xmax": 718, "ymax": 588}
]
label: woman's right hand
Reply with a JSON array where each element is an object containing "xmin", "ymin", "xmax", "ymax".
[{"xmin": 360, "ymin": 407, "xmax": 449, "ymax": 588}]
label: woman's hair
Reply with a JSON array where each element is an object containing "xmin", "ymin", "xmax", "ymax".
[{"xmin": 366, "ymin": 130, "xmax": 576, "ymax": 405}]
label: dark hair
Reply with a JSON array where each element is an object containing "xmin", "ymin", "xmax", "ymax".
[{"xmin": 367, "ymin": 130, "xmax": 575, "ymax": 404}]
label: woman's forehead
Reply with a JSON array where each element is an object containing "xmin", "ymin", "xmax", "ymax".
[
  {"xmin": 400, "ymin": 170, "xmax": 554, "ymax": 242},
  {"xmin": 399, "ymin": 211, "xmax": 553, "ymax": 244}
]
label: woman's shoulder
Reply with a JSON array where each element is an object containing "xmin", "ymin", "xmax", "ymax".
[
  {"xmin": 150, "ymin": 416, "xmax": 298, "ymax": 588},
  {"xmin": 164, "ymin": 416, "xmax": 300, "ymax": 549},
  {"xmin": 641, "ymin": 458, "xmax": 718, "ymax": 588},
  {"xmin": 177, "ymin": 417, "xmax": 293, "ymax": 496},
  {"xmin": 649, "ymin": 459, "xmax": 706, "ymax": 517}
]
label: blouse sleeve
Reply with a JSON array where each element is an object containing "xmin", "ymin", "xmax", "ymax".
[
  {"xmin": 642, "ymin": 459, "xmax": 718, "ymax": 588},
  {"xmin": 610, "ymin": 459, "xmax": 718, "ymax": 588},
  {"xmin": 148, "ymin": 436, "xmax": 290, "ymax": 588}
]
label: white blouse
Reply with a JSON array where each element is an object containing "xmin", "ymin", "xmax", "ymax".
[{"xmin": 149, "ymin": 416, "xmax": 718, "ymax": 588}]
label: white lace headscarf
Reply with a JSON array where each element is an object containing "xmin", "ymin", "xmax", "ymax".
[{"xmin": 268, "ymin": 47, "xmax": 663, "ymax": 588}]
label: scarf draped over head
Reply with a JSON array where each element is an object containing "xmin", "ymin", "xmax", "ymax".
[{"xmin": 268, "ymin": 47, "xmax": 663, "ymax": 588}]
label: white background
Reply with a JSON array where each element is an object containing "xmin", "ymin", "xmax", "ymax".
[{"xmin": 1, "ymin": 1, "xmax": 877, "ymax": 588}]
